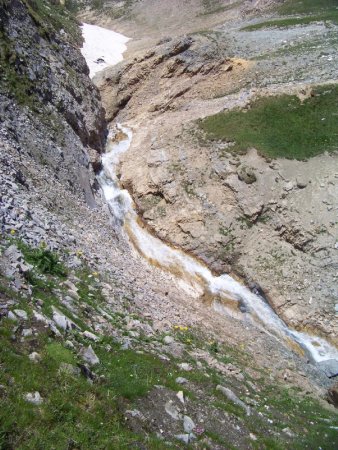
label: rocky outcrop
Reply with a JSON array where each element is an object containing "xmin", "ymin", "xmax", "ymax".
[
  {"xmin": 0, "ymin": 0, "xmax": 106, "ymax": 206},
  {"xmin": 95, "ymin": 34, "xmax": 233, "ymax": 121}
]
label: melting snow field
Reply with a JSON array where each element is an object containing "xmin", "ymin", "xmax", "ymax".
[{"xmin": 81, "ymin": 23, "xmax": 129, "ymax": 78}]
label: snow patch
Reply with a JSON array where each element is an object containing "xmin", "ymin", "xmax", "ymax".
[{"xmin": 81, "ymin": 23, "xmax": 129, "ymax": 78}]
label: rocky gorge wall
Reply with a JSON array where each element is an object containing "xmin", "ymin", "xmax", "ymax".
[{"xmin": 0, "ymin": 0, "xmax": 106, "ymax": 208}]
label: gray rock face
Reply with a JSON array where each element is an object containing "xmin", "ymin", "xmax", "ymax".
[{"xmin": 0, "ymin": 0, "xmax": 106, "ymax": 208}]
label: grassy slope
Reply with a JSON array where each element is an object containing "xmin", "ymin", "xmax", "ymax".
[
  {"xmin": 199, "ymin": 84, "xmax": 338, "ymax": 160},
  {"xmin": 242, "ymin": 0, "xmax": 338, "ymax": 31},
  {"xmin": 0, "ymin": 238, "xmax": 338, "ymax": 448}
]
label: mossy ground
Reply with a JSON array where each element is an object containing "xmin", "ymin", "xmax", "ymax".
[{"xmin": 199, "ymin": 84, "xmax": 338, "ymax": 160}]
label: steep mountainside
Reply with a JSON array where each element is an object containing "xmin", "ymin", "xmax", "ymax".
[
  {"xmin": 0, "ymin": 0, "xmax": 106, "ymax": 206},
  {"xmin": 0, "ymin": 1, "xmax": 337, "ymax": 449}
]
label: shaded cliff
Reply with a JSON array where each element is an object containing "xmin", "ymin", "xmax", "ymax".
[{"xmin": 0, "ymin": 0, "xmax": 106, "ymax": 206}]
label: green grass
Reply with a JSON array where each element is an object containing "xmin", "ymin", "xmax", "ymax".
[
  {"xmin": 278, "ymin": 0, "xmax": 338, "ymax": 16},
  {"xmin": 0, "ymin": 323, "xmax": 168, "ymax": 449},
  {"xmin": 199, "ymin": 84, "xmax": 338, "ymax": 159},
  {"xmin": 241, "ymin": 15, "xmax": 334, "ymax": 31},
  {"xmin": 23, "ymin": 0, "xmax": 82, "ymax": 44},
  {"xmin": 17, "ymin": 241, "xmax": 68, "ymax": 278},
  {"xmin": 242, "ymin": 0, "xmax": 338, "ymax": 30},
  {"xmin": 1, "ymin": 240, "xmax": 338, "ymax": 449}
]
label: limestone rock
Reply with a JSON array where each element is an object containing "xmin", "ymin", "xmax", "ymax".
[
  {"xmin": 183, "ymin": 415, "xmax": 196, "ymax": 433},
  {"xmin": 165, "ymin": 400, "xmax": 181, "ymax": 420},
  {"xmin": 13, "ymin": 309, "xmax": 28, "ymax": 320},
  {"xmin": 24, "ymin": 392, "xmax": 43, "ymax": 405},
  {"xmin": 80, "ymin": 345, "xmax": 100, "ymax": 366},
  {"xmin": 216, "ymin": 385, "xmax": 251, "ymax": 415}
]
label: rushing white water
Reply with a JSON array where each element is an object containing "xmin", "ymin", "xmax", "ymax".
[
  {"xmin": 80, "ymin": 23, "xmax": 338, "ymax": 370},
  {"xmin": 80, "ymin": 23, "xmax": 129, "ymax": 78},
  {"xmin": 99, "ymin": 126, "xmax": 338, "ymax": 365}
]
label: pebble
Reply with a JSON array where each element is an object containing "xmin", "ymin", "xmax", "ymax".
[
  {"xmin": 29, "ymin": 352, "xmax": 41, "ymax": 363},
  {"xmin": 183, "ymin": 415, "xmax": 196, "ymax": 433},
  {"xmin": 13, "ymin": 309, "xmax": 28, "ymax": 320},
  {"xmin": 80, "ymin": 345, "xmax": 100, "ymax": 366},
  {"xmin": 83, "ymin": 330, "xmax": 99, "ymax": 341},
  {"xmin": 178, "ymin": 363, "xmax": 192, "ymax": 371},
  {"xmin": 177, "ymin": 390, "xmax": 184, "ymax": 404},
  {"xmin": 163, "ymin": 335, "xmax": 174, "ymax": 345},
  {"xmin": 24, "ymin": 391, "xmax": 43, "ymax": 405},
  {"xmin": 22, "ymin": 328, "xmax": 33, "ymax": 337},
  {"xmin": 7, "ymin": 311, "xmax": 17, "ymax": 321},
  {"xmin": 176, "ymin": 377, "xmax": 188, "ymax": 384}
]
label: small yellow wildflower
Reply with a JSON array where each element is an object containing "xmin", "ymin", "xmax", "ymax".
[
  {"xmin": 92, "ymin": 272, "xmax": 99, "ymax": 277},
  {"xmin": 174, "ymin": 325, "xmax": 188, "ymax": 331},
  {"xmin": 10, "ymin": 229, "xmax": 16, "ymax": 235},
  {"xmin": 76, "ymin": 250, "xmax": 83, "ymax": 256}
]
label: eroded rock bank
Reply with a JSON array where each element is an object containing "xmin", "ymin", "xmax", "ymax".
[{"xmin": 94, "ymin": 14, "xmax": 338, "ymax": 343}]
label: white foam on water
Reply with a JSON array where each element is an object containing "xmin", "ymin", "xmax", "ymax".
[
  {"xmin": 98, "ymin": 126, "xmax": 338, "ymax": 365},
  {"xmin": 80, "ymin": 23, "xmax": 129, "ymax": 78}
]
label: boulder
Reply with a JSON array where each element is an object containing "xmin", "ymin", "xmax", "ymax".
[
  {"xmin": 327, "ymin": 382, "xmax": 338, "ymax": 407},
  {"xmin": 80, "ymin": 345, "xmax": 100, "ymax": 366}
]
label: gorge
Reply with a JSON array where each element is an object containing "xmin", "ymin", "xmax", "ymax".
[{"xmin": 0, "ymin": 1, "xmax": 337, "ymax": 448}]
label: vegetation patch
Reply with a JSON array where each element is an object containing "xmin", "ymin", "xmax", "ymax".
[
  {"xmin": 199, "ymin": 84, "xmax": 338, "ymax": 159},
  {"xmin": 242, "ymin": 0, "xmax": 338, "ymax": 30},
  {"xmin": 17, "ymin": 241, "xmax": 68, "ymax": 278},
  {"xmin": 23, "ymin": 0, "xmax": 82, "ymax": 44}
]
